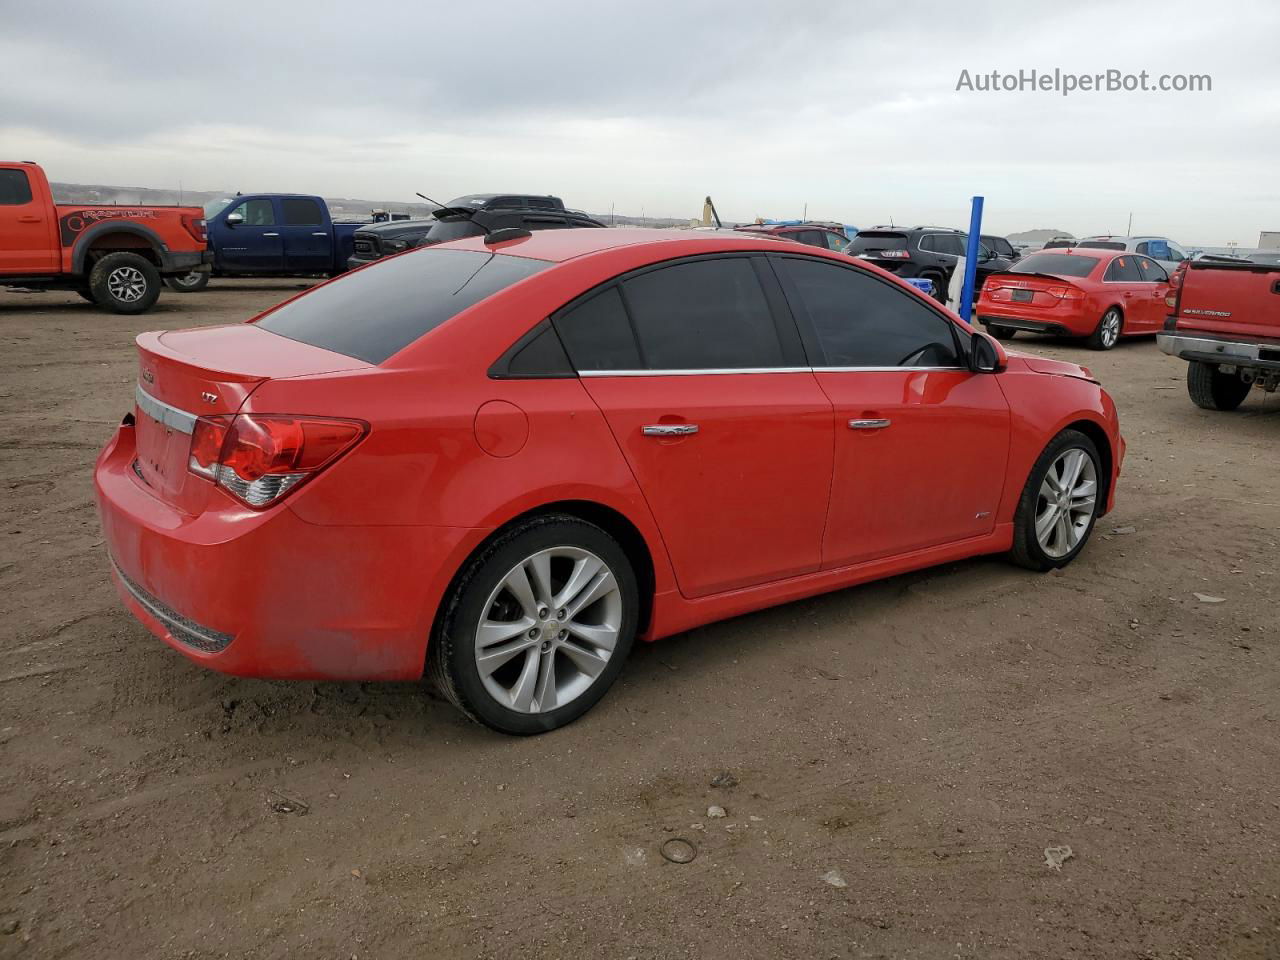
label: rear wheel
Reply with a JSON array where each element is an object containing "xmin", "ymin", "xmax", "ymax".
[
  {"xmin": 988, "ymin": 324, "xmax": 1017, "ymax": 340},
  {"xmin": 1187, "ymin": 360, "xmax": 1251, "ymax": 411},
  {"xmin": 1010, "ymin": 429, "xmax": 1103, "ymax": 571},
  {"xmin": 927, "ymin": 272, "xmax": 947, "ymax": 305},
  {"xmin": 1087, "ymin": 307, "xmax": 1122, "ymax": 350},
  {"xmin": 164, "ymin": 269, "xmax": 210, "ymax": 293},
  {"xmin": 428, "ymin": 515, "xmax": 638, "ymax": 735},
  {"xmin": 88, "ymin": 252, "xmax": 161, "ymax": 314}
]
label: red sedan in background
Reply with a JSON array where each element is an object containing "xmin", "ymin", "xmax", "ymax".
[
  {"xmin": 977, "ymin": 249, "xmax": 1172, "ymax": 349},
  {"xmin": 734, "ymin": 221, "xmax": 851, "ymax": 250},
  {"xmin": 95, "ymin": 229, "xmax": 1123, "ymax": 734}
]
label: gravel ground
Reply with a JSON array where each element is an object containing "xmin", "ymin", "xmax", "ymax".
[{"xmin": 1, "ymin": 279, "xmax": 1277, "ymax": 960}]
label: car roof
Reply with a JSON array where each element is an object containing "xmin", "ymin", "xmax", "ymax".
[{"xmin": 436, "ymin": 227, "xmax": 825, "ymax": 263}]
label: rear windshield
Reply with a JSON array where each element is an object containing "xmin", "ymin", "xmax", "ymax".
[
  {"xmin": 256, "ymin": 249, "xmax": 548, "ymax": 364},
  {"xmin": 845, "ymin": 232, "xmax": 908, "ymax": 254},
  {"xmin": 1078, "ymin": 240, "xmax": 1126, "ymax": 251},
  {"xmin": 1011, "ymin": 253, "xmax": 1100, "ymax": 278}
]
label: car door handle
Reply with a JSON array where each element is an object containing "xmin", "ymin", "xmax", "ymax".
[
  {"xmin": 642, "ymin": 424, "xmax": 698, "ymax": 436},
  {"xmin": 17, "ymin": 215, "xmax": 41, "ymax": 223},
  {"xmin": 312, "ymin": 232, "xmax": 328, "ymax": 237},
  {"xmin": 848, "ymin": 418, "xmax": 891, "ymax": 430},
  {"xmin": 263, "ymin": 232, "xmax": 280, "ymax": 237}
]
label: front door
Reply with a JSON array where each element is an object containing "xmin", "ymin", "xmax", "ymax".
[
  {"xmin": 1102, "ymin": 255, "xmax": 1145, "ymax": 333},
  {"xmin": 554, "ymin": 256, "xmax": 835, "ymax": 598},
  {"xmin": 1132, "ymin": 255, "xmax": 1172, "ymax": 331},
  {"xmin": 218, "ymin": 198, "xmax": 283, "ymax": 272},
  {"xmin": 771, "ymin": 254, "xmax": 1011, "ymax": 567},
  {"xmin": 0, "ymin": 167, "xmax": 58, "ymax": 274}
]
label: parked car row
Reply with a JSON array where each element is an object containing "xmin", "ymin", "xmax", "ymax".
[{"xmin": 842, "ymin": 226, "xmax": 1019, "ymax": 303}]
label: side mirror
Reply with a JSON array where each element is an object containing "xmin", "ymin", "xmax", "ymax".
[
  {"xmin": 969, "ymin": 332, "xmax": 1006, "ymax": 373},
  {"xmin": 225, "ymin": 213, "xmax": 243, "ymax": 227}
]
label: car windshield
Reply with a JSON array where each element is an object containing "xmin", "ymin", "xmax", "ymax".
[
  {"xmin": 203, "ymin": 197, "xmax": 235, "ymax": 219},
  {"xmin": 255, "ymin": 249, "xmax": 548, "ymax": 364},
  {"xmin": 844, "ymin": 232, "xmax": 908, "ymax": 254},
  {"xmin": 1011, "ymin": 253, "xmax": 1099, "ymax": 278}
]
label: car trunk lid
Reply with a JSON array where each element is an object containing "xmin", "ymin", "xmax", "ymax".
[
  {"xmin": 982, "ymin": 271, "xmax": 1084, "ymax": 309},
  {"xmin": 132, "ymin": 324, "xmax": 369, "ymax": 514}
]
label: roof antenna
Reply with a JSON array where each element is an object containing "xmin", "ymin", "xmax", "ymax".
[{"xmin": 705, "ymin": 196, "xmax": 723, "ymax": 229}]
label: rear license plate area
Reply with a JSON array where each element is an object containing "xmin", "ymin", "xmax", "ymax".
[{"xmin": 1012, "ymin": 289, "xmax": 1033, "ymax": 303}]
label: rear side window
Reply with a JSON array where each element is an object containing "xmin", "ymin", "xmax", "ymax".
[
  {"xmin": 777, "ymin": 257, "xmax": 960, "ymax": 368},
  {"xmin": 555, "ymin": 286, "xmax": 642, "ymax": 371},
  {"xmin": 0, "ymin": 169, "xmax": 33, "ymax": 205},
  {"xmin": 1013, "ymin": 253, "xmax": 1099, "ymax": 278},
  {"xmin": 789, "ymin": 230, "xmax": 827, "ymax": 248},
  {"xmin": 281, "ymin": 197, "xmax": 324, "ymax": 226},
  {"xmin": 256, "ymin": 249, "xmax": 548, "ymax": 364},
  {"xmin": 1104, "ymin": 256, "xmax": 1141, "ymax": 282},
  {"xmin": 847, "ymin": 232, "xmax": 908, "ymax": 255},
  {"xmin": 622, "ymin": 258, "xmax": 785, "ymax": 370}
]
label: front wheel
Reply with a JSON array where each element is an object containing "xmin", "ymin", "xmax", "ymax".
[
  {"xmin": 428, "ymin": 515, "xmax": 639, "ymax": 735},
  {"xmin": 87, "ymin": 252, "xmax": 161, "ymax": 314},
  {"xmin": 1187, "ymin": 360, "xmax": 1252, "ymax": 411},
  {"xmin": 1087, "ymin": 307, "xmax": 1123, "ymax": 350},
  {"xmin": 1009, "ymin": 429, "xmax": 1103, "ymax": 571},
  {"xmin": 164, "ymin": 269, "xmax": 210, "ymax": 293}
]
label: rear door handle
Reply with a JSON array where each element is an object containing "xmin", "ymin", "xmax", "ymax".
[
  {"xmin": 263, "ymin": 232, "xmax": 280, "ymax": 237},
  {"xmin": 17, "ymin": 215, "xmax": 41, "ymax": 223},
  {"xmin": 848, "ymin": 418, "xmax": 891, "ymax": 430},
  {"xmin": 312, "ymin": 232, "xmax": 328, "ymax": 237},
  {"xmin": 642, "ymin": 424, "xmax": 699, "ymax": 436}
]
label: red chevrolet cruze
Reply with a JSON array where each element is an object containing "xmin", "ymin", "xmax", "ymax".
[
  {"xmin": 95, "ymin": 228, "xmax": 1123, "ymax": 734},
  {"xmin": 976, "ymin": 249, "xmax": 1172, "ymax": 350}
]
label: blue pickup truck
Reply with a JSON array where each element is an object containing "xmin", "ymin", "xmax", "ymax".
[{"xmin": 167, "ymin": 194, "xmax": 366, "ymax": 291}]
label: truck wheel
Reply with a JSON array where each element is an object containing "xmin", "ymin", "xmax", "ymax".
[
  {"xmin": 1086, "ymin": 307, "xmax": 1122, "ymax": 350},
  {"xmin": 88, "ymin": 253, "xmax": 161, "ymax": 314},
  {"xmin": 164, "ymin": 270, "xmax": 210, "ymax": 293},
  {"xmin": 1187, "ymin": 360, "xmax": 1251, "ymax": 411}
]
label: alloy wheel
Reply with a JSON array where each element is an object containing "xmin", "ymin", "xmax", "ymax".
[
  {"xmin": 107, "ymin": 266, "xmax": 147, "ymax": 303},
  {"xmin": 1101, "ymin": 310, "xmax": 1121, "ymax": 348},
  {"xmin": 1034, "ymin": 448, "xmax": 1098, "ymax": 558},
  {"xmin": 473, "ymin": 546, "xmax": 623, "ymax": 714}
]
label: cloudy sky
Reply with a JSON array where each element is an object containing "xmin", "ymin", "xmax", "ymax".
[{"xmin": 2, "ymin": 0, "xmax": 1277, "ymax": 244}]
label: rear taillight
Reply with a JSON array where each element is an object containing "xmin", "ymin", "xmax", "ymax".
[
  {"xmin": 1045, "ymin": 284, "xmax": 1085, "ymax": 301},
  {"xmin": 878, "ymin": 249, "xmax": 911, "ymax": 259},
  {"xmin": 188, "ymin": 413, "xmax": 366, "ymax": 508},
  {"xmin": 181, "ymin": 214, "xmax": 207, "ymax": 244}
]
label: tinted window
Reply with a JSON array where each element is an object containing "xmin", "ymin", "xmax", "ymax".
[
  {"xmin": 1012, "ymin": 253, "xmax": 1099, "ymax": 278},
  {"xmin": 555, "ymin": 286, "xmax": 641, "ymax": 371},
  {"xmin": 1135, "ymin": 257, "xmax": 1168, "ymax": 282},
  {"xmin": 984, "ymin": 236, "xmax": 1015, "ymax": 257},
  {"xmin": 846, "ymin": 232, "xmax": 908, "ymax": 254},
  {"xmin": 502, "ymin": 322, "xmax": 574, "ymax": 378},
  {"xmin": 789, "ymin": 230, "xmax": 827, "ymax": 248},
  {"xmin": 1104, "ymin": 256, "xmax": 1142, "ymax": 282},
  {"xmin": 1079, "ymin": 240, "xmax": 1127, "ymax": 251},
  {"xmin": 930, "ymin": 234, "xmax": 965, "ymax": 256},
  {"xmin": 623, "ymin": 258, "xmax": 785, "ymax": 370},
  {"xmin": 0, "ymin": 169, "xmax": 33, "ymax": 205},
  {"xmin": 230, "ymin": 199, "xmax": 275, "ymax": 226},
  {"xmin": 423, "ymin": 218, "xmax": 485, "ymax": 244},
  {"xmin": 281, "ymin": 197, "xmax": 323, "ymax": 226},
  {"xmin": 917, "ymin": 235, "xmax": 937, "ymax": 252},
  {"xmin": 779, "ymin": 257, "xmax": 960, "ymax": 368},
  {"xmin": 256, "ymin": 249, "xmax": 547, "ymax": 364},
  {"xmin": 821, "ymin": 231, "xmax": 847, "ymax": 251}
]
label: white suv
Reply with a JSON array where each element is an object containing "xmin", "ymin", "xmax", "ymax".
[{"xmin": 1073, "ymin": 235, "xmax": 1189, "ymax": 273}]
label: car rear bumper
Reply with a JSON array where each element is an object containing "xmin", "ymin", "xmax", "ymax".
[
  {"xmin": 94, "ymin": 417, "xmax": 489, "ymax": 681},
  {"xmin": 1156, "ymin": 332, "xmax": 1280, "ymax": 371},
  {"xmin": 977, "ymin": 306, "xmax": 1090, "ymax": 337}
]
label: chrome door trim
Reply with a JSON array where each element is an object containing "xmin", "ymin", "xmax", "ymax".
[
  {"xmin": 848, "ymin": 418, "xmax": 891, "ymax": 430},
  {"xmin": 642, "ymin": 424, "xmax": 699, "ymax": 436},
  {"xmin": 135, "ymin": 385, "xmax": 198, "ymax": 435}
]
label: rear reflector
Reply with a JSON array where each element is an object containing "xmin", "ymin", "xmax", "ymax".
[{"xmin": 189, "ymin": 414, "xmax": 366, "ymax": 508}]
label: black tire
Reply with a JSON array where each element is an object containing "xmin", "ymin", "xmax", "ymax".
[
  {"xmin": 1009, "ymin": 429, "xmax": 1103, "ymax": 572},
  {"xmin": 87, "ymin": 252, "xmax": 161, "ymax": 314},
  {"xmin": 1086, "ymin": 307, "xmax": 1122, "ymax": 350},
  {"xmin": 988, "ymin": 324, "xmax": 1017, "ymax": 341},
  {"xmin": 75, "ymin": 288, "xmax": 94, "ymax": 303},
  {"xmin": 1187, "ymin": 360, "xmax": 1251, "ymax": 411},
  {"xmin": 926, "ymin": 272, "xmax": 947, "ymax": 305},
  {"xmin": 428, "ymin": 514, "xmax": 639, "ymax": 735},
  {"xmin": 164, "ymin": 269, "xmax": 210, "ymax": 293}
]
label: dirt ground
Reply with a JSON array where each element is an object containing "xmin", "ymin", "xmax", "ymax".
[{"xmin": 1, "ymin": 278, "xmax": 1277, "ymax": 960}]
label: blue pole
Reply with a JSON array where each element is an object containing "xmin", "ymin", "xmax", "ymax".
[{"xmin": 958, "ymin": 195, "xmax": 984, "ymax": 324}]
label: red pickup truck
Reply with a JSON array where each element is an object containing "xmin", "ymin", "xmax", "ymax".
[
  {"xmin": 0, "ymin": 161, "xmax": 211, "ymax": 313},
  {"xmin": 1158, "ymin": 259, "xmax": 1280, "ymax": 410}
]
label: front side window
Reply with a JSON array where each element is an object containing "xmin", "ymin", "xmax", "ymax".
[
  {"xmin": 281, "ymin": 197, "xmax": 323, "ymax": 226},
  {"xmin": 1104, "ymin": 256, "xmax": 1141, "ymax": 282},
  {"xmin": 778, "ymin": 257, "xmax": 961, "ymax": 368},
  {"xmin": 230, "ymin": 199, "xmax": 275, "ymax": 226},
  {"xmin": 622, "ymin": 257, "xmax": 786, "ymax": 370},
  {"xmin": 1135, "ymin": 256, "xmax": 1168, "ymax": 282},
  {"xmin": 0, "ymin": 169, "xmax": 33, "ymax": 205}
]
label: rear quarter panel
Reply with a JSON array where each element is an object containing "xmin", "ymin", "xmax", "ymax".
[{"xmin": 58, "ymin": 203, "xmax": 206, "ymax": 272}]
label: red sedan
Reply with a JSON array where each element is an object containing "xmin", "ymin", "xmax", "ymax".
[
  {"xmin": 95, "ymin": 229, "xmax": 1123, "ymax": 734},
  {"xmin": 976, "ymin": 249, "xmax": 1172, "ymax": 349}
]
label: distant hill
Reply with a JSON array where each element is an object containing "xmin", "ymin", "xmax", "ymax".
[{"xmin": 1007, "ymin": 228, "xmax": 1074, "ymax": 245}]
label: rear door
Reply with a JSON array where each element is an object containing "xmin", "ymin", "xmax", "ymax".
[
  {"xmin": 556, "ymin": 255, "xmax": 835, "ymax": 598},
  {"xmin": 1132, "ymin": 256, "xmax": 1171, "ymax": 330},
  {"xmin": 771, "ymin": 254, "xmax": 1010, "ymax": 567},
  {"xmin": 0, "ymin": 167, "xmax": 58, "ymax": 274},
  {"xmin": 1102, "ymin": 255, "xmax": 1144, "ymax": 330},
  {"xmin": 219, "ymin": 197, "xmax": 283, "ymax": 272},
  {"xmin": 278, "ymin": 197, "xmax": 332, "ymax": 272}
]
